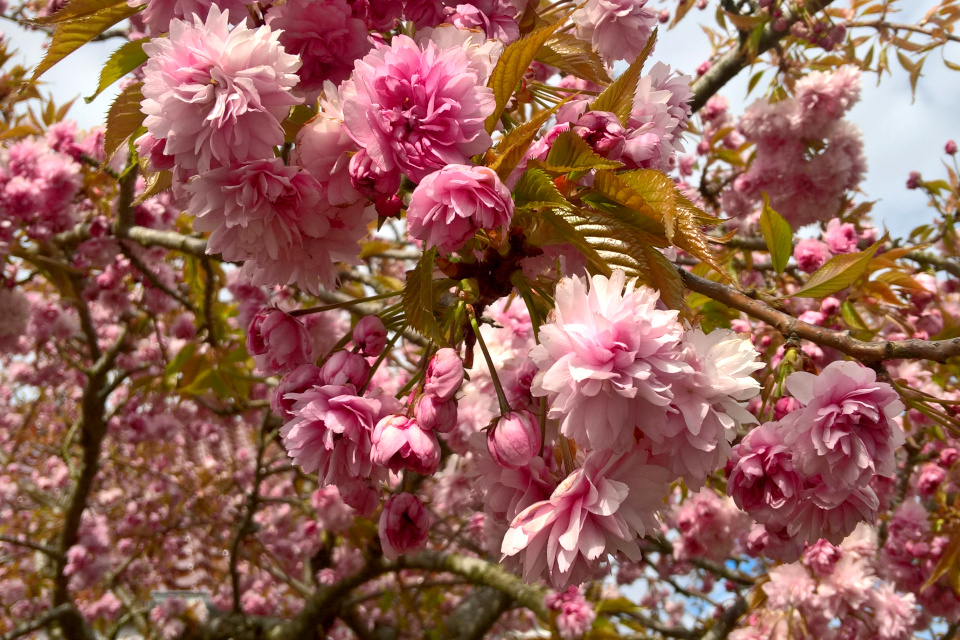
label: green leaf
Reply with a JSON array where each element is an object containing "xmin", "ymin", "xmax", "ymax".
[
  {"xmin": 104, "ymin": 82, "xmax": 145, "ymax": 162},
  {"xmin": 486, "ymin": 19, "xmax": 563, "ymax": 133},
  {"xmin": 513, "ymin": 168, "xmax": 571, "ymax": 210},
  {"xmin": 535, "ymin": 33, "xmax": 611, "ymax": 87},
  {"xmin": 31, "ymin": 2, "xmax": 142, "ymax": 81},
  {"xmin": 29, "ymin": 0, "xmax": 125, "ymax": 24},
  {"xmin": 560, "ymin": 207, "xmax": 685, "ymax": 309},
  {"xmin": 589, "ymin": 29, "xmax": 657, "ymax": 124},
  {"xmin": 538, "ymin": 209, "xmax": 610, "ymax": 277},
  {"xmin": 787, "ymin": 241, "xmax": 882, "ymax": 299},
  {"xmin": 540, "ymin": 131, "xmax": 623, "ymax": 173},
  {"xmin": 86, "ymin": 37, "xmax": 148, "ymax": 103},
  {"xmin": 486, "ymin": 100, "xmax": 564, "ymax": 181},
  {"xmin": 758, "ymin": 195, "xmax": 792, "ymax": 274},
  {"xmin": 403, "ymin": 247, "xmax": 446, "ymax": 343}
]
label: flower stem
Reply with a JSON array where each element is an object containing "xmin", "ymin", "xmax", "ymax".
[
  {"xmin": 467, "ymin": 306, "xmax": 512, "ymax": 417},
  {"xmin": 290, "ymin": 290, "xmax": 401, "ymax": 317}
]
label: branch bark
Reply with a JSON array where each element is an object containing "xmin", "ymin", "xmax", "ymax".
[
  {"xmin": 679, "ymin": 268, "xmax": 960, "ymax": 363},
  {"xmin": 690, "ymin": 0, "xmax": 836, "ymax": 113}
]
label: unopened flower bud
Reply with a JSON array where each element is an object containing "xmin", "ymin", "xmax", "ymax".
[
  {"xmin": 353, "ymin": 316, "xmax": 387, "ymax": 357},
  {"xmin": 658, "ymin": 9, "xmax": 670, "ymax": 23},
  {"xmin": 414, "ymin": 395, "xmax": 458, "ymax": 433},
  {"xmin": 349, "ymin": 148, "xmax": 401, "ymax": 198},
  {"xmin": 319, "ymin": 350, "xmax": 370, "ymax": 387},
  {"xmin": 906, "ymin": 171, "xmax": 922, "ymax": 189},
  {"xmin": 379, "ymin": 493, "xmax": 429, "ymax": 560},
  {"xmin": 424, "ymin": 348, "xmax": 463, "ymax": 401},
  {"xmin": 946, "ymin": 140, "xmax": 958, "ymax": 155},
  {"xmin": 376, "ymin": 195, "xmax": 403, "ymax": 218},
  {"xmin": 487, "ymin": 410, "xmax": 540, "ymax": 468},
  {"xmin": 247, "ymin": 308, "xmax": 315, "ymax": 375}
]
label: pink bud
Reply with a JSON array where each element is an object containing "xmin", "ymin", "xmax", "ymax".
[
  {"xmin": 339, "ymin": 481, "xmax": 380, "ymax": 518},
  {"xmin": 414, "ymin": 395, "xmax": 458, "ymax": 434},
  {"xmin": 658, "ymin": 9, "xmax": 669, "ymax": 23},
  {"xmin": 319, "ymin": 351, "xmax": 370, "ymax": 388},
  {"xmin": 819, "ymin": 297, "xmax": 841, "ymax": 316},
  {"xmin": 372, "ymin": 415, "xmax": 441, "ymax": 476},
  {"xmin": 696, "ymin": 60, "xmax": 712, "ymax": 76},
  {"xmin": 247, "ymin": 308, "xmax": 315, "ymax": 375},
  {"xmin": 906, "ymin": 171, "xmax": 922, "ymax": 189},
  {"xmin": 946, "ymin": 140, "xmax": 957, "ymax": 155},
  {"xmin": 487, "ymin": 410, "xmax": 540, "ymax": 469},
  {"xmin": 917, "ymin": 463, "xmax": 947, "ymax": 497},
  {"xmin": 134, "ymin": 132, "xmax": 175, "ymax": 171},
  {"xmin": 353, "ymin": 316, "xmax": 387, "ymax": 357},
  {"xmin": 378, "ymin": 493, "xmax": 429, "ymax": 560},
  {"xmin": 941, "ymin": 448, "xmax": 959, "ymax": 466},
  {"xmin": 272, "ymin": 364, "xmax": 323, "ymax": 419},
  {"xmin": 773, "ymin": 396, "xmax": 801, "ymax": 420},
  {"xmin": 424, "ymin": 348, "xmax": 463, "ymax": 401}
]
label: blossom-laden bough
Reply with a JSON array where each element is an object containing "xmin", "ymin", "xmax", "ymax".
[{"xmin": 3, "ymin": 1, "xmax": 960, "ymax": 640}]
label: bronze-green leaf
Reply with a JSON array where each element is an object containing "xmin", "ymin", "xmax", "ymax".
[
  {"xmin": 540, "ymin": 131, "xmax": 623, "ymax": 173},
  {"xmin": 31, "ymin": 2, "xmax": 142, "ymax": 81},
  {"xmin": 513, "ymin": 168, "xmax": 571, "ymax": 210},
  {"xmin": 486, "ymin": 20, "xmax": 563, "ymax": 133},
  {"xmin": 487, "ymin": 100, "xmax": 565, "ymax": 181},
  {"xmin": 787, "ymin": 241, "xmax": 882, "ymax": 299},
  {"xmin": 402, "ymin": 248, "xmax": 446, "ymax": 343},
  {"xmin": 589, "ymin": 29, "xmax": 657, "ymax": 124},
  {"xmin": 104, "ymin": 82, "xmax": 145, "ymax": 162},
  {"xmin": 86, "ymin": 37, "xmax": 148, "ymax": 103},
  {"xmin": 535, "ymin": 33, "xmax": 611, "ymax": 87},
  {"xmin": 758, "ymin": 195, "xmax": 792, "ymax": 274},
  {"xmin": 29, "ymin": 0, "xmax": 125, "ymax": 24}
]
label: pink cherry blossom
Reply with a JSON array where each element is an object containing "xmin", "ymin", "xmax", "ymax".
[
  {"xmin": 530, "ymin": 270, "xmax": 685, "ymax": 452},
  {"xmin": 319, "ymin": 351, "xmax": 370, "ymax": 387},
  {"xmin": 501, "ymin": 447, "xmax": 671, "ymax": 587},
  {"xmin": 352, "ymin": 315, "xmax": 387, "ymax": 357},
  {"xmin": 783, "ymin": 361, "xmax": 905, "ymax": 491},
  {"xmin": 487, "ymin": 410, "xmax": 541, "ymax": 469},
  {"xmin": 545, "ymin": 586, "xmax": 596, "ymax": 640},
  {"xmin": 246, "ymin": 307, "xmax": 315, "ymax": 375},
  {"xmin": 823, "ymin": 218, "xmax": 858, "ymax": 254},
  {"xmin": 793, "ymin": 238, "xmax": 833, "ymax": 273},
  {"xmin": 407, "ymin": 164, "xmax": 514, "ymax": 252},
  {"xmin": 572, "ymin": 0, "xmax": 657, "ymax": 63},
  {"xmin": 424, "ymin": 348, "xmax": 464, "ymax": 401},
  {"xmin": 371, "ymin": 415, "xmax": 441, "ymax": 475},
  {"xmin": 141, "ymin": 7, "xmax": 301, "ymax": 173},
  {"xmin": 413, "ymin": 395, "xmax": 458, "ymax": 433},
  {"xmin": 340, "ymin": 34, "xmax": 495, "ymax": 183},
  {"xmin": 379, "ymin": 492, "xmax": 430, "ymax": 560},
  {"xmin": 726, "ymin": 421, "xmax": 803, "ymax": 526}
]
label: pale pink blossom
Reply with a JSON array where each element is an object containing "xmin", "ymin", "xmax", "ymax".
[
  {"xmin": 319, "ymin": 351, "xmax": 370, "ymax": 387},
  {"xmin": 127, "ymin": 0, "xmax": 254, "ymax": 35},
  {"xmin": 379, "ymin": 493, "xmax": 430, "ymax": 560},
  {"xmin": 340, "ymin": 34, "xmax": 495, "ymax": 182},
  {"xmin": 501, "ymin": 447, "xmax": 671, "ymax": 587},
  {"xmin": 371, "ymin": 415, "xmax": 441, "ymax": 475},
  {"xmin": 265, "ymin": 0, "xmax": 372, "ymax": 94},
  {"xmin": 572, "ymin": 0, "xmax": 657, "ymax": 63},
  {"xmin": 793, "ymin": 238, "xmax": 832, "ymax": 273},
  {"xmin": 788, "ymin": 482, "xmax": 879, "ymax": 546},
  {"xmin": 475, "ymin": 453, "xmax": 555, "ymax": 523},
  {"xmin": 823, "ymin": 218, "xmax": 858, "ymax": 254},
  {"xmin": 546, "ymin": 586, "xmax": 596, "ymax": 640},
  {"xmin": 530, "ymin": 270, "xmax": 685, "ymax": 452},
  {"xmin": 407, "ymin": 164, "xmax": 514, "ymax": 252},
  {"xmin": 783, "ymin": 361, "xmax": 905, "ymax": 491},
  {"xmin": 273, "ymin": 364, "xmax": 324, "ymax": 419},
  {"xmin": 141, "ymin": 7, "xmax": 301, "ymax": 173}
]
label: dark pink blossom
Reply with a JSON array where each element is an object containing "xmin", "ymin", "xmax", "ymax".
[
  {"xmin": 726, "ymin": 422, "xmax": 803, "ymax": 526},
  {"xmin": 379, "ymin": 492, "xmax": 430, "ymax": 560},
  {"xmin": 352, "ymin": 315, "xmax": 387, "ymax": 357},
  {"xmin": 424, "ymin": 348, "xmax": 464, "ymax": 401},
  {"xmin": 487, "ymin": 410, "xmax": 540, "ymax": 469},
  {"xmin": 246, "ymin": 308, "xmax": 315, "ymax": 375}
]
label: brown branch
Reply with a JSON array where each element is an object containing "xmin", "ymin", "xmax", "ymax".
[
  {"xmin": 122, "ymin": 226, "xmax": 208, "ymax": 257},
  {"xmin": 0, "ymin": 604, "xmax": 77, "ymax": 640},
  {"xmin": 0, "ymin": 533, "xmax": 64, "ymax": 560},
  {"xmin": 848, "ymin": 19, "xmax": 960, "ymax": 44},
  {"xmin": 690, "ymin": 0, "xmax": 836, "ymax": 113},
  {"xmin": 701, "ymin": 597, "xmax": 748, "ymax": 640},
  {"xmin": 679, "ymin": 268, "xmax": 960, "ymax": 363}
]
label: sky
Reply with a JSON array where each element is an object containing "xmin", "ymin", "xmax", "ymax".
[{"xmin": 1, "ymin": 2, "xmax": 957, "ymax": 240}]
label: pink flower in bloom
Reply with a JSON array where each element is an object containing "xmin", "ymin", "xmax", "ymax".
[
  {"xmin": 475, "ymin": 453, "xmax": 555, "ymax": 523},
  {"xmin": 350, "ymin": 0, "xmax": 404, "ymax": 30},
  {"xmin": 501, "ymin": 447, "xmax": 671, "ymax": 587},
  {"xmin": 265, "ymin": 0, "xmax": 372, "ymax": 95},
  {"xmin": 352, "ymin": 315, "xmax": 387, "ymax": 357},
  {"xmin": 572, "ymin": 0, "xmax": 657, "ymax": 63},
  {"xmin": 788, "ymin": 482, "xmax": 879, "ymax": 546},
  {"xmin": 726, "ymin": 422, "xmax": 803, "ymax": 526},
  {"xmin": 823, "ymin": 218, "xmax": 858, "ymax": 254},
  {"xmin": 487, "ymin": 410, "xmax": 541, "ymax": 469},
  {"xmin": 281, "ymin": 385, "xmax": 400, "ymax": 489},
  {"xmin": 186, "ymin": 158, "xmax": 371, "ymax": 293},
  {"xmin": 272, "ymin": 364, "xmax": 323, "ymax": 419},
  {"xmin": 371, "ymin": 415, "xmax": 441, "ymax": 475},
  {"xmin": 407, "ymin": 164, "xmax": 514, "ymax": 252},
  {"xmin": 445, "ymin": 0, "xmax": 521, "ymax": 43},
  {"xmin": 141, "ymin": 7, "xmax": 301, "ymax": 173},
  {"xmin": 379, "ymin": 492, "xmax": 430, "ymax": 560},
  {"xmin": 782, "ymin": 361, "xmax": 905, "ymax": 491},
  {"xmin": 793, "ymin": 238, "xmax": 833, "ymax": 273},
  {"xmin": 246, "ymin": 308, "xmax": 315, "ymax": 375},
  {"xmin": 127, "ymin": 0, "xmax": 254, "ymax": 35},
  {"xmin": 424, "ymin": 348, "xmax": 464, "ymax": 401},
  {"xmin": 340, "ymin": 34, "xmax": 495, "ymax": 183},
  {"xmin": 545, "ymin": 587, "xmax": 597, "ymax": 640},
  {"xmin": 530, "ymin": 270, "xmax": 685, "ymax": 452}
]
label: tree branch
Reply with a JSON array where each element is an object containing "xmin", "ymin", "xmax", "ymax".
[
  {"xmin": 701, "ymin": 597, "xmax": 748, "ymax": 640},
  {"xmin": 442, "ymin": 586, "xmax": 512, "ymax": 640},
  {"xmin": 679, "ymin": 268, "xmax": 960, "ymax": 363},
  {"xmin": 0, "ymin": 604, "xmax": 77, "ymax": 640},
  {"xmin": 690, "ymin": 0, "xmax": 836, "ymax": 112}
]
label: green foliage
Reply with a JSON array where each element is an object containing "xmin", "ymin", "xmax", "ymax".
[
  {"xmin": 758, "ymin": 195, "xmax": 792, "ymax": 274},
  {"xmin": 485, "ymin": 19, "xmax": 563, "ymax": 133},
  {"xmin": 402, "ymin": 248, "xmax": 446, "ymax": 343},
  {"xmin": 589, "ymin": 29, "xmax": 657, "ymax": 124},
  {"xmin": 535, "ymin": 33, "xmax": 611, "ymax": 87},
  {"xmin": 86, "ymin": 37, "xmax": 148, "ymax": 103},
  {"xmin": 788, "ymin": 241, "xmax": 882, "ymax": 299},
  {"xmin": 31, "ymin": 2, "xmax": 142, "ymax": 81},
  {"xmin": 512, "ymin": 168, "xmax": 571, "ymax": 210},
  {"xmin": 486, "ymin": 102, "xmax": 565, "ymax": 181},
  {"xmin": 104, "ymin": 82, "xmax": 145, "ymax": 162},
  {"xmin": 539, "ymin": 131, "xmax": 623, "ymax": 173}
]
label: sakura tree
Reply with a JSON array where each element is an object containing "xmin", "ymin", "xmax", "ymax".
[{"xmin": 2, "ymin": 1, "xmax": 960, "ymax": 639}]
